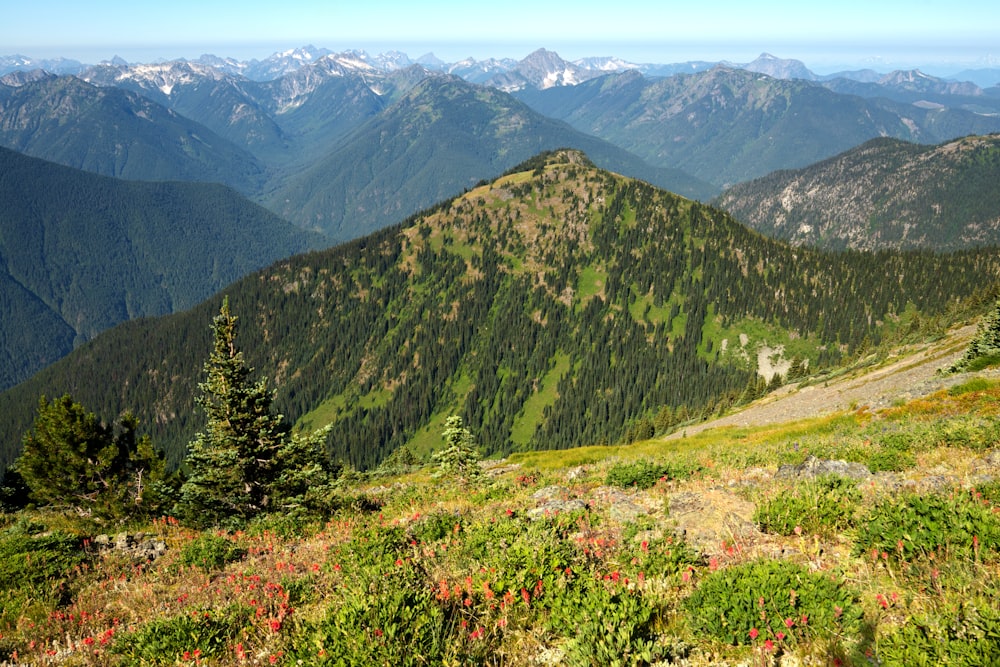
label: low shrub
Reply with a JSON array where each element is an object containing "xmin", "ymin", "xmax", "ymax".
[
  {"xmin": 606, "ymin": 459, "xmax": 699, "ymax": 489},
  {"xmin": 853, "ymin": 489, "xmax": 1000, "ymax": 564},
  {"xmin": 177, "ymin": 533, "xmax": 246, "ymax": 572},
  {"xmin": 112, "ymin": 604, "xmax": 254, "ymax": 665},
  {"xmin": 858, "ymin": 429, "xmax": 920, "ymax": 471},
  {"xmin": 877, "ymin": 601, "xmax": 1000, "ymax": 666},
  {"xmin": 0, "ymin": 520, "xmax": 87, "ymax": 625},
  {"xmin": 0, "ymin": 520, "xmax": 86, "ymax": 591},
  {"xmin": 683, "ymin": 559, "xmax": 864, "ymax": 647},
  {"xmin": 548, "ymin": 575, "xmax": 667, "ymax": 666},
  {"xmin": 948, "ymin": 377, "xmax": 995, "ymax": 396},
  {"xmin": 754, "ymin": 475, "xmax": 862, "ymax": 536}
]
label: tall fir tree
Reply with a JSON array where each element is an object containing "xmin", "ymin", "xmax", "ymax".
[
  {"xmin": 177, "ymin": 298, "xmax": 290, "ymax": 526},
  {"xmin": 177, "ymin": 298, "xmax": 338, "ymax": 527}
]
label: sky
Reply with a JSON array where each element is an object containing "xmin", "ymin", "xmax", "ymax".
[{"xmin": 4, "ymin": 0, "xmax": 999, "ymax": 74}]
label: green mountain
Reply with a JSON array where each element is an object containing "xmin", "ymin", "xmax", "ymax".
[
  {"xmin": 0, "ymin": 74, "xmax": 267, "ymax": 193},
  {"xmin": 262, "ymin": 76, "xmax": 717, "ymax": 239},
  {"xmin": 0, "ymin": 146, "xmax": 327, "ymax": 391},
  {"xmin": 515, "ymin": 68, "xmax": 1000, "ymax": 187},
  {"xmin": 80, "ymin": 61, "xmax": 290, "ymax": 158},
  {"xmin": 714, "ymin": 135, "xmax": 1000, "ymax": 250},
  {"xmin": 2, "ymin": 150, "xmax": 997, "ymax": 475}
]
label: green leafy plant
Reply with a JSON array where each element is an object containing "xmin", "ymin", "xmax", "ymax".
[
  {"xmin": 877, "ymin": 601, "xmax": 1000, "ymax": 666},
  {"xmin": 605, "ymin": 459, "xmax": 700, "ymax": 489},
  {"xmin": 112, "ymin": 604, "xmax": 254, "ymax": 665},
  {"xmin": 0, "ymin": 520, "xmax": 87, "ymax": 625},
  {"xmin": 549, "ymin": 576, "xmax": 666, "ymax": 666},
  {"xmin": 177, "ymin": 533, "xmax": 247, "ymax": 573},
  {"xmin": 854, "ymin": 490, "xmax": 1000, "ymax": 563},
  {"xmin": 755, "ymin": 475, "xmax": 862, "ymax": 536},
  {"xmin": 683, "ymin": 559, "xmax": 864, "ymax": 647}
]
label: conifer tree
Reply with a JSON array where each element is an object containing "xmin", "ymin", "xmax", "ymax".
[
  {"xmin": 432, "ymin": 415, "xmax": 482, "ymax": 483},
  {"xmin": 950, "ymin": 298, "xmax": 1000, "ymax": 372},
  {"xmin": 177, "ymin": 298, "xmax": 337, "ymax": 527},
  {"xmin": 17, "ymin": 395, "xmax": 164, "ymax": 519}
]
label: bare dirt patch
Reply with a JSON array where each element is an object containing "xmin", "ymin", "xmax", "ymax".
[{"xmin": 669, "ymin": 324, "xmax": 985, "ymax": 439}]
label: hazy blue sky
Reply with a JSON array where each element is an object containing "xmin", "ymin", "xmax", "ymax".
[{"xmin": 4, "ymin": 0, "xmax": 998, "ymax": 73}]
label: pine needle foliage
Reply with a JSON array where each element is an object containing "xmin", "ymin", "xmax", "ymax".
[
  {"xmin": 176, "ymin": 298, "xmax": 337, "ymax": 528},
  {"xmin": 432, "ymin": 415, "xmax": 482, "ymax": 483},
  {"xmin": 16, "ymin": 395, "xmax": 164, "ymax": 519},
  {"xmin": 950, "ymin": 298, "xmax": 1000, "ymax": 372}
]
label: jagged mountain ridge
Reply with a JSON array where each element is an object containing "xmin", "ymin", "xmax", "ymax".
[
  {"xmin": 261, "ymin": 75, "xmax": 717, "ymax": 238},
  {"xmin": 0, "ymin": 73, "xmax": 267, "ymax": 193},
  {"xmin": 714, "ymin": 134, "xmax": 1000, "ymax": 250},
  {"xmin": 2, "ymin": 150, "xmax": 998, "ymax": 473},
  {"xmin": 514, "ymin": 66, "xmax": 1000, "ymax": 187}
]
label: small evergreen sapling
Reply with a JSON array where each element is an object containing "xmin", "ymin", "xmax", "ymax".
[
  {"xmin": 432, "ymin": 415, "xmax": 482, "ymax": 482},
  {"xmin": 950, "ymin": 298, "xmax": 1000, "ymax": 372}
]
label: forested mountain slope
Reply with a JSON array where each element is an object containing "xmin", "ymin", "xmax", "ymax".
[
  {"xmin": 515, "ymin": 68, "xmax": 1000, "ymax": 187},
  {"xmin": 715, "ymin": 135, "xmax": 1000, "ymax": 250},
  {"xmin": 0, "ymin": 74, "xmax": 266, "ymax": 193},
  {"xmin": 261, "ymin": 76, "xmax": 716, "ymax": 239},
  {"xmin": 0, "ymin": 147, "xmax": 326, "ymax": 391},
  {"xmin": 2, "ymin": 150, "xmax": 998, "ymax": 474}
]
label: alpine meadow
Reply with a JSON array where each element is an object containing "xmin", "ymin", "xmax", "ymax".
[{"xmin": 3, "ymin": 41, "xmax": 1000, "ymax": 666}]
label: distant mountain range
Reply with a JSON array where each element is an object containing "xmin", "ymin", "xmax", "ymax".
[
  {"xmin": 3, "ymin": 45, "xmax": 1000, "ymax": 396},
  {"xmin": 0, "ymin": 147, "xmax": 325, "ymax": 391},
  {"xmin": 6, "ymin": 47, "xmax": 1000, "ymax": 87},
  {"xmin": 0, "ymin": 73, "xmax": 267, "ymax": 193},
  {"xmin": 515, "ymin": 66, "xmax": 1000, "ymax": 187},
  {"xmin": 3, "ymin": 47, "xmax": 999, "ymax": 233},
  {"xmin": 714, "ymin": 134, "xmax": 1000, "ymax": 251}
]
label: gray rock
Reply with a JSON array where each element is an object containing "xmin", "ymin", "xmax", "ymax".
[
  {"xmin": 527, "ymin": 499, "xmax": 588, "ymax": 519},
  {"xmin": 531, "ymin": 485, "xmax": 570, "ymax": 502},
  {"xmin": 91, "ymin": 531, "xmax": 167, "ymax": 562},
  {"xmin": 775, "ymin": 455, "xmax": 872, "ymax": 480},
  {"xmin": 609, "ymin": 501, "xmax": 648, "ymax": 522}
]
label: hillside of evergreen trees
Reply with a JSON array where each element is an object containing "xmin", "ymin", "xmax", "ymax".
[
  {"xmin": 1, "ymin": 150, "xmax": 998, "ymax": 475},
  {"xmin": 0, "ymin": 146, "xmax": 327, "ymax": 391},
  {"xmin": 715, "ymin": 134, "xmax": 1000, "ymax": 250}
]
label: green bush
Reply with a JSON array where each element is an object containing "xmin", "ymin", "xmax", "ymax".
[
  {"xmin": 605, "ymin": 459, "xmax": 699, "ymax": 489},
  {"xmin": 177, "ymin": 533, "xmax": 247, "ymax": 572},
  {"xmin": 877, "ymin": 601, "xmax": 1000, "ymax": 666},
  {"xmin": 754, "ymin": 475, "xmax": 862, "ymax": 536},
  {"xmin": 409, "ymin": 511, "xmax": 464, "ymax": 544},
  {"xmin": 549, "ymin": 576, "xmax": 667, "ymax": 666},
  {"xmin": 0, "ymin": 520, "xmax": 86, "ymax": 591},
  {"xmin": 112, "ymin": 604, "xmax": 253, "ymax": 665},
  {"xmin": 931, "ymin": 417, "xmax": 1000, "ymax": 452},
  {"xmin": 948, "ymin": 377, "xmax": 995, "ymax": 396},
  {"xmin": 854, "ymin": 490, "xmax": 1000, "ymax": 563},
  {"xmin": 683, "ymin": 559, "xmax": 864, "ymax": 647},
  {"xmin": 864, "ymin": 430, "xmax": 919, "ymax": 472},
  {"xmin": 297, "ymin": 572, "xmax": 460, "ymax": 666},
  {"xmin": 0, "ymin": 520, "xmax": 87, "ymax": 625}
]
